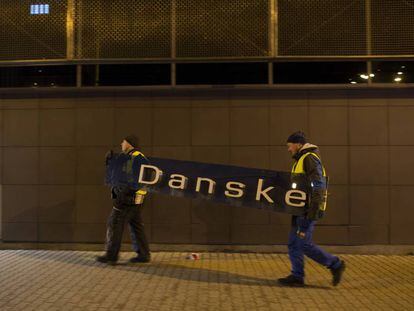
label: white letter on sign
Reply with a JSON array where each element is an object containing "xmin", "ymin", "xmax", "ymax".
[
  {"xmin": 255, "ymin": 179, "xmax": 274, "ymax": 203},
  {"xmin": 285, "ymin": 190, "xmax": 307, "ymax": 207},
  {"xmin": 225, "ymin": 182, "xmax": 246, "ymax": 198},
  {"xmin": 168, "ymin": 174, "xmax": 188, "ymax": 190},
  {"xmin": 195, "ymin": 178, "xmax": 216, "ymax": 194},
  {"xmin": 138, "ymin": 165, "xmax": 163, "ymax": 185}
]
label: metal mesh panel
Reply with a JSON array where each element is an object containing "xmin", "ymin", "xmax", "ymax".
[
  {"xmin": 77, "ymin": 0, "xmax": 171, "ymax": 59},
  {"xmin": 278, "ymin": 0, "xmax": 366, "ymax": 56},
  {"xmin": 176, "ymin": 0, "xmax": 270, "ymax": 57},
  {"xmin": 371, "ymin": 0, "xmax": 414, "ymax": 55},
  {"xmin": 0, "ymin": 1, "xmax": 67, "ymax": 60},
  {"xmin": 2, "ymin": 1, "xmax": 414, "ymax": 62}
]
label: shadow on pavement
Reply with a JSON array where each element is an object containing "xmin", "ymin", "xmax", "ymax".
[{"xmin": 13, "ymin": 250, "xmax": 332, "ymax": 289}]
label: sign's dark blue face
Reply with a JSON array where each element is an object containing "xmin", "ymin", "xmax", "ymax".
[{"xmin": 105, "ymin": 155, "xmax": 328, "ymax": 216}]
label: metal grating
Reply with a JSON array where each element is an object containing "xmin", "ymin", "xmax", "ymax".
[
  {"xmin": 0, "ymin": 0, "xmax": 67, "ymax": 60},
  {"xmin": 1, "ymin": 1, "xmax": 414, "ymax": 62},
  {"xmin": 278, "ymin": 0, "xmax": 366, "ymax": 56},
  {"xmin": 371, "ymin": 0, "xmax": 414, "ymax": 55},
  {"xmin": 176, "ymin": 0, "xmax": 270, "ymax": 57},
  {"xmin": 76, "ymin": 0, "xmax": 171, "ymax": 59}
]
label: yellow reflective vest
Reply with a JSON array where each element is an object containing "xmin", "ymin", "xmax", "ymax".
[
  {"xmin": 126, "ymin": 150, "xmax": 148, "ymax": 197},
  {"xmin": 291, "ymin": 152, "xmax": 326, "ymax": 176},
  {"xmin": 291, "ymin": 152, "xmax": 328, "ymax": 212}
]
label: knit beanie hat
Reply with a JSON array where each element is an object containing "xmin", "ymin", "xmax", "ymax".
[
  {"xmin": 124, "ymin": 135, "xmax": 139, "ymax": 148},
  {"xmin": 286, "ymin": 131, "xmax": 307, "ymax": 144}
]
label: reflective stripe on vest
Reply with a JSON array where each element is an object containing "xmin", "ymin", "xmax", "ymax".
[
  {"xmin": 291, "ymin": 152, "xmax": 326, "ymax": 177},
  {"xmin": 131, "ymin": 151, "xmax": 148, "ymax": 196},
  {"xmin": 292, "ymin": 152, "xmax": 327, "ymax": 211}
]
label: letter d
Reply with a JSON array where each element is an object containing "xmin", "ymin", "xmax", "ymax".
[{"xmin": 138, "ymin": 165, "xmax": 163, "ymax": 185}]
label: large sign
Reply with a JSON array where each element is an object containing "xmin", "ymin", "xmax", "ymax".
[{"xmin": 106, "ymin": 155, "xmax": 325, "ymax": 216}]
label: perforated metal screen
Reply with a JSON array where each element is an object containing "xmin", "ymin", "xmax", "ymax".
[
  {"xmin": 1, "ymin": 0, "xmax": 414, "ymax": 61},
  {"xmin": 76, "ymin": 0, "xmax": 171, "ymax": 59},
  {"xmin": 278, "ymin": 0, "xmax": 367, "ymax": 56},
  {"xmin": 371, "ymin": 0, "xmax": 414, "ymax": 55},
  {"xmin": 176, "ymin": 0, "xmax": 270, "ymax": 57},
  {"xmin": 0, "ymin": 0, "xmax": 67, "ymax": 60}
]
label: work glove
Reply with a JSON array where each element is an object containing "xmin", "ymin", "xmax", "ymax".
[
  {"xmin": 306, "ymin": 188, "xmax": 325, "ymax": 221},
  {"xmin": 296, "ymin": 216, "xmax": 311, "ymax": 239}
]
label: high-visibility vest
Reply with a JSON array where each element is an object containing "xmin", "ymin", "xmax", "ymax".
[
  {"xmin": 129, "ymin": 150, "xmax": 148, "ymax": 197},
  {"xmin": 291, "ymin": 152, "xmax": 327, "ymax": 211},
  {"xmin": 291, "ymin": 152, "xmax": 326, "ymax": 176}
]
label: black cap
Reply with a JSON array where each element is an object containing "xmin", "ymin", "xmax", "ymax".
[
  {"xmin": 124, "ymin": 135, "xmax": 139, "ymax": 148},
  {"xmin": 286, "ymin": 131, "xmax": 307, "ymax": 144}
]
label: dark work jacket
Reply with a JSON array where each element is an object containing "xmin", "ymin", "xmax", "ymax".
[
  {"xmin": 292, "ymin": 143, "xmax": 326, "ymax": 221},
  {"xmin": 111, "ymin": 148, "xmax": 149, "ymax": 208}
]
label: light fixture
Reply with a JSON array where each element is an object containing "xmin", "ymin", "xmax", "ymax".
[
  {"xmin": 30, "ymin": 4, "xmax": 50, "ymax": 15},
  {"xmin": 394, "ymin": 77, "xmax": 402, "ymax": 82}
]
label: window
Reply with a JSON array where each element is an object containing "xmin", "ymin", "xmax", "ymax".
[
  {"xmin": 82, "ymin": 64, "xmax": 171, "ymax": 86},
  {"xmin": 30, "ymin": 4, "xmax": 50, "ymax": 15},
  {"xmin": 274, "ymin": 62, "xmax": 368, "ymax": 84},
  {"xmin": 371, "ymin": 61, "xmax": 414, "ymax": 84},
  {"xmin": 0, "ymin": 66, "xmax": 76, "ymax": 88},
  {"xmin": 177, "ymin": 63, "xmax": 268, "ymax": 85}
]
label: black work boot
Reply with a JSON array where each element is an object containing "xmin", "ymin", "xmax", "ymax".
[
  {"xmin": 331, "ymin": 260, "xmax": 346, "ymax": 286},
  {"xmin": 129, "ymin": 255, "xmax": 151, "ymax": 263},
  {"xmin": 96, "ymin": 255, "xmax": 117, "ymax": 266},
  {"xmin": 278, "ymin": 275, "xmax": 304, "ymax": 287}
]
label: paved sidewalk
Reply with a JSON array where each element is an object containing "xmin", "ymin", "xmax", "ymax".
[{"xmin": 0, "ymin": 250, "xmax": 413, "ymax": 311}]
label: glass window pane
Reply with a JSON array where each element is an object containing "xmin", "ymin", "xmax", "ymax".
[
  {"xmin": 0, "ymin": 66, "xmax": 76, "ymax": 87},
  {"xmin": 274, "ymin": 62, "xmax": 368, "ymax": 84},
  {"xmin": 177, "ymin": 62, "xmax": 268, "ymax": 85},
  {"xmin": 372, "ymin": 61, "xmax": 414, "ymax": 84}
]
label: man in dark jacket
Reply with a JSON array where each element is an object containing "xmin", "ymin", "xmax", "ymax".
[
  {"xmin": 97, "ymin": 135, "xmax": 151, "ymax": 265},
  {"xmin": 278, "ymin": 131, "xmax": 345, "ymax": 287}
]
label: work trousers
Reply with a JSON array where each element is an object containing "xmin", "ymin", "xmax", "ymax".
[
  {"xmin": 288, "ymin": 216, "xmax": 340, "ymax": 279},
  {"xmin": 105, "ymin": 204, "xmax": 150, "ymax": 260}
]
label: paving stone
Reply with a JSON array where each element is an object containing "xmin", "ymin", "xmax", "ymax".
[{"xmin": 0, "ymin": 251, "xmax": 413, "ymax": 310}]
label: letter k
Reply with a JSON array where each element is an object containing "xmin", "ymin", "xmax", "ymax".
[{"xmin": 256, "ymin": 179, "xmax": 274, "ymax": 203}]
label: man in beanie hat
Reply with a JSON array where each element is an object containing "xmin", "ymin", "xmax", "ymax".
[
  {"xmin": 278, "ymin": 131, "xmax": 345, "ymax": 287},
  {"xmin": 97, "ymin": 135, "xmax": 151, "ymax": 265},
  {"xmin": 124, "ymin": 135, "xmax": 139, "ymax": 150}
]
